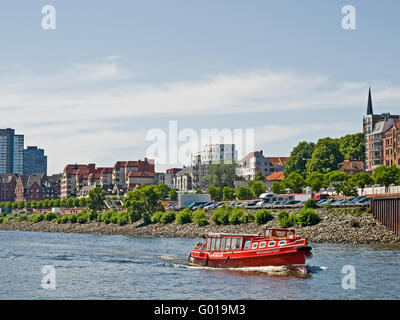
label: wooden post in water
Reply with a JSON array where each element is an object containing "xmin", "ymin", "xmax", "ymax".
[{"xmin": 371, "ymin": 196, "xmax": 400, "ymax": 236}]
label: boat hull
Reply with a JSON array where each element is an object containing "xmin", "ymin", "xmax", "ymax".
[{"xmin": 190, "ymin": 247, "xmax": 311, "ymax": 268}]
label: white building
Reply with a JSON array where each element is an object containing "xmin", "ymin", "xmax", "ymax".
[
  {"xmin": 237, "ymin": 151, "xmax": 288, "ymax": 180},
  {"xmin": 194, "ymin": 144, "xmax": 237, "ymax": 165}
]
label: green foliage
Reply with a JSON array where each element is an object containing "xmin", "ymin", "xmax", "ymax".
[
  {"xmin": 155, "ymin": 184, "xmax": 171, "ymax": 200},
  {"xmin": 338, "ymin": 133, "xmax": 365, "ymax": 161},
  {"xmin": 160, "ymin": 211, "xmax": 176, "ymax": 224},
  {"xmin": 203, "ymin": 162, "xmax": 236, "ymax": 188},
  {"xmin": 169, "ymin": 189, "xmax": 178, "ymax": 201},
  {"xmin": 254, "ymin": 209, "xmax": 273, "ymax": 225},
  {"xmin": 192, "ymin": 209, "xmax": 208, "ymax": 226},
  {"xmin": 304, "ymin": 199, "xmax": 317, "ymax": 209},
  {"xmin": 87, "ymin": 211, "xmax": 98, "ymax": 221},
  {"xmin": 195, "ymin": 189, "xmax": 204, "ymax": 194},
  {"xmin": 126, "ymin": 200, "xmax": 145, "ymax": 223},
  {"xmin": 207, "ymin": 186, "xmax": 222, "ymax": 201},
  {"xmin": 222, "ymin": 187, "xmax": 236, "ymax": 201},
  {"xmin": 17, "ymin": 214, "xmax": 28, "ymax": 222},
  {"xmin": 116, "ymin": 212, "xmax": 129, "ymax": 226},
  {"xmin": 151, "ymin": 211, "xmax": 164, "ymax": 224},
  {"xmin": 284, "ymin": 141, "xmax": 315, "ymax": 177},
  {"xmin": 306, "ymin": 172, "xmax": 327, "ymax": 192},
  {"xmin": 254, "ymin": 170, "xmax": 265, "ymax": 181},
  {"xmin": 211, "ymin": 206, "xmax": 230, "ymax": 225},
  {"xmin": 270, "ymin": 181, "xmax": 285, "ymax": 194},
  {"xmin": 306, "ymin": 137, "xmax": 344, "ymax": 174},
  {"xmin": 123, "ymin": 185, "xmax": 163, "ymax": 224},
  {"xmin": 296, "ymin": 208, "xmax": 321, "ymax": 226},
  {"xmin": 372, "ymin": 165, "xmax": 400, "ymax": 190},
  {"xmin": 44, "ymin": 212, "xmax": 58, "ymax": 222},
  {"xmin": 350, "ymin": 172, "xmax": 373, "ymax": 191},
  {"xmin": 175, "ymin": 208, "xmax": 193, "ymax": 224},
  {"xmin": 240, "ymin": 212, "xmax": 254, "ymax": 223},
  {"xmin": 87, "ymin": 187, "xmax": 106, "ymax": 212},
  {"xmin": 57, "ymin": 216, "xmax": 69, "ymax": 224},
  {"xmin": 236, "ymin": 186, "xmax": 252, "ymax": 200},
  {"xmin": 30, "ymin": 213, "xmax": 44, "ymax": 223},
  {"xmin": 277, "ymin": 211, "xmax": 296, "ymax": 228},
  {"xmin": 282, "ymin": 172, "xmax": 305, "ymax": 193},
  {"xmin": 68, "ymin": 214, "xmax": 78, "ymax": 223},
  {"xmin": 250, "ymin": 181, "xmax": 266, "ymax": 198},
  {"xmin": 228, "ymin": 207, "xmax": 244, "ymax": 225},
  {"xmin": 77, "ymin": 213, "xmax": 88, "ymax": 224}
]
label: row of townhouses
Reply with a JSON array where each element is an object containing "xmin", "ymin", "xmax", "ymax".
[
  {"xmin": 0, "ymin": 173, "xmax": 60, "ymax": 202},
  {"xmin": 60, "ymin": 158, "xmax": 155, "ymax": 198}
]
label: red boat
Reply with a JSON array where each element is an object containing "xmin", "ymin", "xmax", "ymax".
[{"xmin": 188, "ymin": 228, "xmax": 312, "ymax": 270}]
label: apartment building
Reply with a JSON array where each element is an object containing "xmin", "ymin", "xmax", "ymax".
[
  {"xmin": 237, "ymin": 151, "xmax": 288, "ymax": 180},
  {"xmin": 0, "ymin": 129, "xmax": 24, "ymax": 174},
  {"xmin": 363, "ymin": 88, "xmax": 400, "ymax": 171},
  {"xmin": 61, "ymin": 159, "xmax": 155, "ymax": 198}
]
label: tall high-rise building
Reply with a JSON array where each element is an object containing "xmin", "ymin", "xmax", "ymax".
[
  {"xmin": 0, "ymin": 128, "xmax": 24, "ymax": 174},
  {"xmin": 23, "ymin": 146, "xmax": 47, "ymax": 175}
]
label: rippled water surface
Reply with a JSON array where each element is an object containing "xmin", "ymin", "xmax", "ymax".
[{"xmin": 0, "ymin": 231, "xmax": 399, "ymax": 299}]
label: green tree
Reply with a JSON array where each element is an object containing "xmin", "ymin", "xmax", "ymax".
[
  {"xmin": 250, "ymin": 181, "xmax": 266, "ymax": 198},
  {"xmin": 372, "ymin": 165, "xmax": 400, "ymax": 191},
  {"xmin": 123, "ymin": 185, "xmax": 163, "ymax": 224},
  {"xmin": 222, "ymin": 187, "xmax": 236, "ymax": 201},
  {"xmin": 305, "ymin": 172, "xmax": 327, "ymax": 192},
  {"xmin": 195, "ymin": 189, "xmax": 204, "ymax": 194},
  {"xmin": 325, "ymin": 171, "xmax": 349, "ymax": 194},
  {"xmin": 169, "ymin": 189, "xmax": 178, "ymax": 201},
  {"xmin": 79, "ymin": 197, "xmax": 87, "ymax": 207},
  {"xmin": 306, "ymin": 137, "xmax": 343, "ymax": 174},
  {"xmin": 155, "ymin": 184, "xmax": 170, "ymax": 200},
  {"xmin": 350, "ymin": 172, "xmax": 373, "ymax": 194},
  {"xmin": 236, "ymin": 186, "xmax": 253, "ymax": 200},
  {"xmin": 254, "ymin": 170, "xmax": 265, "ymax": 181},
  {"xmin": 282, "ymin": 172, "xmax": 305, "ymax": 193},
  {"xmin": 204, "ymin": 162, "xmax": 236, "ymax": 188},
  {"xmin": 87, "ymin": 187, "xmax": 106, "ymax": 212},
  {"xmin": 207, "ymin": 186, "xmax": 222, "ymax": 201},
  {"xmin": 270, "ymin": 181, "xmax": 285, "ymax": 194},
  {"xmin": 338, "ymin": 133, "xmax": 366, "ymax": 161},
  {"xmin": 284, "ymin": 141, "xmax": 315, "ymax": 177}
]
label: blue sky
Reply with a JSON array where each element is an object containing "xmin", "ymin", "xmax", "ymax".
[{"xmin": 1, "ymin": 1, "xmax": 400, "ymax": 174}]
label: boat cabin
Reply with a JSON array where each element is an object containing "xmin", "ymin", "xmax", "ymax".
[{"xmin": 199, "ymin": 229, "xmax": 300, "ymax": 253}]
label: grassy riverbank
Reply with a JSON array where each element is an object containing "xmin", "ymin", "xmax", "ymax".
[{"xmin": 0, "ymin": 208, "xmax": 399, "ymax": 244}]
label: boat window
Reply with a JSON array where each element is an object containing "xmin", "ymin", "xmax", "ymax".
[
  {"xmin": 215, "ymin": 238, "xmax": 221, "ymax": 251},
  {"xmin": 259, "ymin": 241, "xmax": 266, "ymax": 248},
  {"xmin": 220, "ymin": 238, "xmax": 226, "ymax": 251},
  {"xmin": 211, "ymin": 238, "xmax": 216, "ymax": 250},
  {"xmin": 244, "ymin": 240, "xmax": 251, "ymax": 250},
  {"xmin": 278, "ymin": 240, "xmax": 286, "ymax": 246},
  {"xmin": 237, "ymin": 238, "xmax": 243, "ymax": 249},
  {"xmin": 206, "ymin": 238, "xmax": 211, "ymax": 250},
  {"xmin": 268, "ymin": 241, "xmax": 276, "ymax": 247},
  {"xmin": 225, "ymin": 238, "xmax": 231, "ymax": 250},
  {"xmin": 251, "ymin": 242, "xmax": 258, "ymax": 249}
]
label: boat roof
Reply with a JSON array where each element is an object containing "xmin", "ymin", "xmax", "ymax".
[{"xmin": 206, "ymin": 232, "xmax": 260, "ymax": 237}]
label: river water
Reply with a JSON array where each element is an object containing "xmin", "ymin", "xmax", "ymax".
[{"xmin": 0, "ymin": 230, "xmax": 399, "ymax": 300}]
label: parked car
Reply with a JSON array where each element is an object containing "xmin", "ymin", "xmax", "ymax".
[
  {"xmin": 292, "ymin": 201, "xmax": 305, "ymax": 208},
  {"xmin": 355, "ymin": 197, "xmax": 370, "ymax": 207},
  {"xmin": 271, "ymin": 201, "xmax": 284, "ymax": 209},
  {"xmin": 244, "ymin": 200, "xmax": 260, "ymax": 208},
  {"xmin": 281, "ymin": 200, "xmax": 302, "ymax": 208}
]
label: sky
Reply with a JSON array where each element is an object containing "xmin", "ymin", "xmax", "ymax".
[{"xmin": 1, "ymin": 0, "xmax": 400, "ymax": 174}]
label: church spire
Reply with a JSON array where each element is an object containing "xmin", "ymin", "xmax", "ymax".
[{"xmin": 367, "ymin": 86, "xmax": 373, "ymax": 115}]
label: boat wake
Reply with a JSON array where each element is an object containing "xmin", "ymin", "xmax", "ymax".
[{"xmin": 165, "ymin": 261, "xmax": 328, "ymax": 277}]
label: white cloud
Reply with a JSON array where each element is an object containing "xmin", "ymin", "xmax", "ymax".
[{"xmin": 1, "ymin": 59, "xmax": 399, "ymax": 173}]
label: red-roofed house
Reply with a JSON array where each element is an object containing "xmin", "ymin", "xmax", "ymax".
[{"xmin": 265, "ymin": 171, "xmax": 285, "ymax": 190}]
